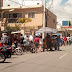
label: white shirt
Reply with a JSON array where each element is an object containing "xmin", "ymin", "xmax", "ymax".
[
  {"xmin": 39, "ymin": 38, "xmax": 43, "ymax": 44},
  {"xmin": 67, "ymin": 37, "xmax": 69, "ymax": 41},
  {"xmin": 29, "ymin": 35, "xmax": 33, "ymax": 41},
  {"xmin": 69, "ymin": 37, "xmax": 71, "ymax": 41}
]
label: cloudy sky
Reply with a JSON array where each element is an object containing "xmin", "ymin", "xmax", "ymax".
[{"xmin": 3, "ymin": 0, "xmax": 72, "ymax": 22}]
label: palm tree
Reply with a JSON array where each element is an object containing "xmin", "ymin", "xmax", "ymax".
[{"xmin": 17, "ymin": 18, "xmax": 32, "ymax": 35}]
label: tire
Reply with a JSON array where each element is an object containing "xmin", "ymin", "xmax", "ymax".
[
  {"xmin": 7, "ymin": 52, "xmax": 11, "ymax": 58},
  {"xmin": 43, "ymin": 48, "xmax": 45, "ymax": 52},
  {"xmin": 0, "ymin": 53, "xmax": 6, "ymax": 63},
  {"xmin": 30, "ymin": 47, "xmax": 35, "ymax": 53},
  {"xmin": 15, "ymin": 47, "xmax": 23, "ymax": 55}
]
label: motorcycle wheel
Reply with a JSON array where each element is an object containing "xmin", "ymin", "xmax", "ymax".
[
  {"xmin": 30, "ymin": 47, "xmax": 36, "ymax": 53},
  {"xmin": 15, "ymin": 47, "xmax": 23, "ymax": 55},
  {"xmin": 0, "ymin": 53, "xmax": 6, "ymax": 63}
]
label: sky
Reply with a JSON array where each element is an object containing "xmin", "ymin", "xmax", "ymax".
[{"xmin": 3, "ymin": 0, "xmax": 72, "ymax": 22}]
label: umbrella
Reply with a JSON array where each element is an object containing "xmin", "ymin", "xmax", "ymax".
[{"xmin": 36, "ymin": 27, "xmax": 53, "ymax": 33}]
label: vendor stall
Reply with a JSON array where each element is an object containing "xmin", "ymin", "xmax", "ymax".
[{"xmin": 36, "ymin": 27, "xmax": 57, "ymax": 51}]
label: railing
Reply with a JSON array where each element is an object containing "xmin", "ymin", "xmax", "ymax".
[{"xmin": 8, "ymin": 18, "xmax": 18, "ymax": 23}]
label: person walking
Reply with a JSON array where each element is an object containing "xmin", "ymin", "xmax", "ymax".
[{"xmin": 33, "ymin": 36, "xmax": 39, "ymax": 53}]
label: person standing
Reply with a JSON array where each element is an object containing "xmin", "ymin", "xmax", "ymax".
[
  {"xmin": 20, "ymin": 34, "xmax": 24, "ymax": 44},
  {"xmin": 69, "ymin": 36, "xmax": 71, "ymax": 45},
  {"xmin": 64, "ymin": 36, "xmax": 67, "ymax": 46},
  {"xmin": 46, "ymin": 33, "xmax": 52, "ymax": 51},
  {"xmin": 33, "ymin": 36, "xmax": 39, "ymax": 53},
  {"xmin": 60, "ymin": 35, "xmax": 63, "ymax": 46},
  {"xmin": 26, "ymin": 36, "xmax": 29, "ymax": 43},
  {"xmin": 29, "ymin": 35, "xmax": 33, "ymax": 43},
  {"xmin": 67, "ymin": 36, "xmax": 69, "ymax": 45},
  {"xmin": 56, "ymin": 33, "xmax": 61, "ymax": 51},
  {"xmin": 39, "ymin": 36, "xmax": 43, "ymax": 52}
]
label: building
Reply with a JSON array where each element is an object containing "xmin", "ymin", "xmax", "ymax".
[
  {"xmin": 62, "ymin": 21, "xmax": 72, "ymax": 36},
  {"xmin": 0, "ymin": 4, "xmax": 57, "ymax": 36},
  {"xmin": 0, "ymin": 0, "xmax": 3, "ymax": 8},
  {"xmin": 57, "ymin": 20, "xmax": 72, "ymax": 36}
]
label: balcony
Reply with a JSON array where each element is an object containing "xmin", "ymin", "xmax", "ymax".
[{"xmin": 8, "ymin": 18, "xmax": 18, "ymax": 23}]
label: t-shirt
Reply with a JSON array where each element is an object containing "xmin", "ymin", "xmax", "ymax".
[
  {"xmin": 39, "ymin": 38, "xmax": 43, "ymax": 44},
  {"xmin": 64, "ymin": 37, "xmax": 67, "ymax": 41},
  {"xmin": 57, "ymin": 33, "xmax": 60, "ymax": 42},
  {"xmin": 29, "ymin": 35, "xmax": 33, "ymax": 41},
  {"xmin": 0, "ymin": 43, "xmax": 2, "ymax": 47},
  {"xmin": 67, "ymin": 37, "xmax": 69, "ymax": 41},
  {"xmin": 34, "ymin": 37, "xmax": 39, "ymax": 43}
]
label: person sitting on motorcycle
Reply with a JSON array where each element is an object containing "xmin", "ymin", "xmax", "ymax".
[
  {"xmin": 0, "ymin": 40, "xmax": 3, "ymax": 47},
  {"xmin": 20, "ymin": 34, "xmax": 24, "ymax": 44}
]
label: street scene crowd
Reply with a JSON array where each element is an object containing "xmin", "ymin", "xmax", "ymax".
[{"xmin": 0, "ymin": 31, "xmax": 72, "ymax": 63}]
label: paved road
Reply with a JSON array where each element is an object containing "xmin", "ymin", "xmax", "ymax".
[{"xmin": 0, "ymin": 45, "xmax": 72, "ymax": 72}]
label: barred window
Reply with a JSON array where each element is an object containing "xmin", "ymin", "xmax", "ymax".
[{"xmin": 28, "ymin": 12, "xmax": 35, "ymax": 18}]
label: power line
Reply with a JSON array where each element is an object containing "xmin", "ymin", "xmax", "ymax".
[
  {"xmin": 56, "ymin": 0, "xmax": 66, "ymax": 11},
  {"xmin": 7, "ymin": 0, "xmax": 22, "ymax": 6},
  {"xmin": 54, "ymin": 10, "xmax": 72, "ymax": 16}
]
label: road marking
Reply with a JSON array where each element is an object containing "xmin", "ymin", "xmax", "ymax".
[{"xmin": 59, "ymin": 53, "xmax": 68, "ymax": 59}]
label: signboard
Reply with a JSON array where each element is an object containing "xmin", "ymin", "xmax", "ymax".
[{"xmin": 62, "ymin": 21, "xmax": 69, "ymax": 26}]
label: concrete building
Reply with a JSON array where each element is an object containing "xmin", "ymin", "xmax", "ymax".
[
  {"xmin": 0, "ymin": 0, "xmax": 3, "ymax": 7},
  {"xmin": 0, "ymin": 4, "xmax": 57, "ymax": 36}
]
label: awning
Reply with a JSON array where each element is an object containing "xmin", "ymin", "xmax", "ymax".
[
  {"xmin": 36, "ymin": 27, "xmax": 57, "ymax": 33},
  {"xmin": 11, "ymin": 31, "xmax": 21, "ymax": 34}
]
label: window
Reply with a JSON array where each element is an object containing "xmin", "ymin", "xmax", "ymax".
[
  {"xmin": 28, "ymin": 12, "xmax": 35, "ymax": 18},
  {"xmin": 8, "ymin": 13, "xmax": 22, "ymax": 23},
  {"xmin": 8, "ymin": 13, "xmax": 22, "ymax": 18},
  {"xmin": 53, "ymin": 19, "xmax": 55, "ymax": 24}
]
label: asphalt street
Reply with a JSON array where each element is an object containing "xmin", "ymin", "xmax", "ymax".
[{"xmin": 0, "ymin": 45, "xmax": 72, "ymax": 72}]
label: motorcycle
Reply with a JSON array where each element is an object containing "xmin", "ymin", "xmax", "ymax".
[
  {"xmin": 12, "ymin": 44, "xmax": 23, "ymax": 55},
  {"xmin": 24, "ymin": 42, "xmax": 36, "ymax": 53},
  {"xmin": 0, "ymin": 48, "xmax": 6, "ymax": 63}
]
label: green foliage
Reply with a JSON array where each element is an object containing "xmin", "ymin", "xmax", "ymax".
[
  {"xmin": 17, "ymin": 18, "xmax": 32, "ymax": 24},
  {"xmin": 6, "ymin": 24, "xmax": 20, "ymax": 31}
]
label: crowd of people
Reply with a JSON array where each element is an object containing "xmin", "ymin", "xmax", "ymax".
[
  {"xmin": 60, "ymin": 35, "xmax": 72, "ymax": 46},
  {"xmin": 0, "ymin": 32, "xmax": 72, "ymax": 53}
]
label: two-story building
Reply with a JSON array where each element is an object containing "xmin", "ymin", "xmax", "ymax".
[{"xmin": 0, "ymin": 4, "xmax": 57, "ymax": 36}]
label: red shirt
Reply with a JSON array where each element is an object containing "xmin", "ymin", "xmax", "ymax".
[
  {"xmin": 34, "ymin": 37, "xmax": 39, "ymax": 43},
  {"xmin": 0, "ymin": 43, "xmax": 2, "ymax": 47},
  {"xmin": 64, "ymin": 37, "xmax": 67, "ymax": 41}
]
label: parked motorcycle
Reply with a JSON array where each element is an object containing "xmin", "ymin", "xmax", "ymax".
[
  {"xmin": 12, "ymin": 44, "xmax": 23, "ymax": 55},
  {"xmin": 0, "ymin": 48, "xmax": 6, "ymax": 63}
]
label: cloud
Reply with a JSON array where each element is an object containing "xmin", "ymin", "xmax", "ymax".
[{"xmin": 3, "ymin": 0, "xmax": 72, "ymax": 21}]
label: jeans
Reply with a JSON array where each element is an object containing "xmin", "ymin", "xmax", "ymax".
[
  {"xmin": 60, "ymin": 40, "xmax": 63, "ymax": 46},
  {"xmin": 56, "ymin": 42, "xmax": 60, "ymax": 51}
]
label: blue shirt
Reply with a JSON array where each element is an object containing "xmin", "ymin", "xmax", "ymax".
[{"xmin": 57, "ymin": 33, "xmax": 60, "ymax": 42}]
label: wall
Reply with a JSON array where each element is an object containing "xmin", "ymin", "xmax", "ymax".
[
  {"xmin": 45, "ymin": 9, "xmax": 57, "ymax": 29},
  {"xmin": 8, "ymin": 7, "xmax": 43, "ymax": 27},
  {"xmin": 0, "ymin": 0, "xmax": 3, "ymax": 7}
]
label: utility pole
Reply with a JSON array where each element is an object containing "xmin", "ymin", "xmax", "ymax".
[{"xmin": 42, "ymin": 0, "xmax": 46, "ymax": 39}]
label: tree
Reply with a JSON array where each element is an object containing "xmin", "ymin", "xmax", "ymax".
[
  {"xmin": 17, "ymin": 18, "xmax": 32, "ymax": 35},
  {"xmin": 6, "ymin": 24, "xmax": 21, "ymax": 31}
]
